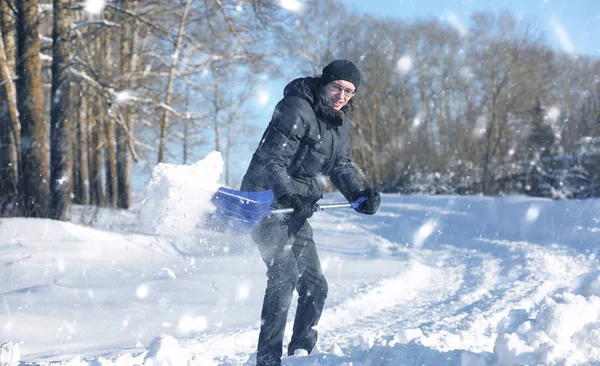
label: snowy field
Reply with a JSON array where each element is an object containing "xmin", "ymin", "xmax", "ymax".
[{"xmin": 1, "ymin": 152, "xmax": 600, "ymax": 366}]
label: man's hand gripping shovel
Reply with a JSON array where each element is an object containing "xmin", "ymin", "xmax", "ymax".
[{"xmin": 204, "ymin": 187, "xmax": 366, "ymax": 235}]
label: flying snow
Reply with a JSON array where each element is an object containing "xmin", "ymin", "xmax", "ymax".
[
  {"xmin": 525, "ymin": 206, "xmax": 541, "ymax": 222},
  {"xmin": 56, "ymin": 258, "xmax": 65, "ymax": 273},
  {"xmin": 545, "ymin": 106, "xmax": 561, "ymax": 122},
  {"xmin": 256, "ymin": 90, "xmax": 270, "ymax": 106},
  {"xmin": 396, "ymin": 55, "xmax": 413, "ymax": 75},
  {"xmin": 136, "ymin": 284, "xmax": 149, "ymax": 299},
  {"xmin": 83, "ymin": 0, "xmax": 107, "ymax": 15},
  {"xmin": 412, "ymin": 113, "xmax": 422, "ymax": 129},
  {"xmin": 413, "ymin": 221, "xmax": 436, "ymax": 248},
  {"xmin": 178, "ymin": 315, "xmax": 208, "ymax": 334},
  {"xmin": 237, "ymin": 284, "xmax": 251, "ymax": 301},
  {"xmin": 279, "ymin": 0, "xmax": 302, "ymax": 13},
  {"xmin": 116, "ymin": 90, "xmax": 133, "ymax": 104}
]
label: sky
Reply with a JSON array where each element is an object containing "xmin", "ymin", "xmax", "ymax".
[
  {"xmin": 342, "ymin": 0, "xmax": 600, "ymax": 57},
  {"xmin": 1, "ymin": 152, "xmax": 600, "ymax": 365}
]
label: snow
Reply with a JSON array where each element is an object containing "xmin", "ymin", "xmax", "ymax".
[
  {"xmin": 278, "ymin": 0, "xmax": 303, "ymax": 13},
  {"xmin": 83, "ymin": 0, "xmax": 106, "ymax": 14},
  {"xmin": 396, "ymin": 56, "xmax": 413, "ymax": 75},
  {"xmin": 256, "ymin": 90, "xmax": 270, "ymax": 106},
  {"xmin": 83, "ymin": 0, "xmax": 107, "ymax": 15},
  {"xmin": 116, "ymin": 91, "xmax": 134, "ymax": 104},
  {"xmin": 1, "ymin": 151, "xmax": 600, "ymax": 365}
]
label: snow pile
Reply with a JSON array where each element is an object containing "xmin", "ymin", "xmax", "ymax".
[
  {"xmin": 493, "ymin": 271, "xmax": 600, "ymax": 365},
  {"xmin": 138, "ymin": 151, "xmax": 223, "ymax": 236},
  {"xmin": 144, "ymin": 335, "xmax": 190, "ymax": 366},
  {"xmin": 0, "ymin": 342, "xmax": 19, "ymax": 366}
]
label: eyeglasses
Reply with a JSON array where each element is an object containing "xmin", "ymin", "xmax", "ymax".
[{"xmin": 329, "ymin": 82, "xmax": 356, "ymax": 98}]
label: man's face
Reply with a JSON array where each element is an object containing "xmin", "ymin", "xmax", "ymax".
[{"xmin": 324, "ymin": 80, "xmax": 356, "ymax": 110}]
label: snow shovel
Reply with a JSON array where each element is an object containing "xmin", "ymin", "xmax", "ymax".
[{"xmin": 204, "ymin": 187, "xmax": 363, "ymax": 235}]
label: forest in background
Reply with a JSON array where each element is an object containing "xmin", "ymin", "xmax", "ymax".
[{"xmin": 0, "ymin": 0, "xmax": 599, "ymax": 220}]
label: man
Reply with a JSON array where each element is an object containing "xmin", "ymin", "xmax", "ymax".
[{"xmin": 240, "ymin": 59, "xmax": 381, "ymax": 366}]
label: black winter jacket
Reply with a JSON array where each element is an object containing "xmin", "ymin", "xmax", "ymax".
[{"xmin": 240, "ymin": 77, "xmax": 361, "ymax": 205}]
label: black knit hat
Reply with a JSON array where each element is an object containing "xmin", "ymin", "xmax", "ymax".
[{"xmin": 321, "ymin": 59, "xmax": 361, "ymax": 90}]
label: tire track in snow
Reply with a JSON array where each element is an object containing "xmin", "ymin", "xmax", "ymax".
[
  {"xmin": 367, "ymin": 238, "xmax": 599, "ymax": 355},
  {"xmin": 317, "ymin": 260, "xmax": 461, "ymax": 333}
]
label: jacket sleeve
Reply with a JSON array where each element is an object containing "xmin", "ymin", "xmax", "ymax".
[
  {"xmin": 329, "ymin": 131, "xmax": 361, "ymax": 201},
  {"xmin": 254, "ymin": 96, "xmax": 309, "ymax": 198}
]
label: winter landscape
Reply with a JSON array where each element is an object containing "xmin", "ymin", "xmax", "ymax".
[
  {"xmin": 1, "ymin": 152, "xmax": 600, "ymax": 366},
  {"xmin": 1, "ymin": 0, "xmax": 600, "ymax": 364}
]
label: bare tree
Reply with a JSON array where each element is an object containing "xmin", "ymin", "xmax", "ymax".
[
  {"xmin": 75, "ymin": 87, "xmax": 90, "ymax": 204},
  {"xmin": 468, "ymin": 12, "xmax": 537, "ymax": 194},
  {"xmin": 88, "ymin": 93, "xmax": 105, "ymax": 206},
  {"xmin": 0, "ymin": 0, "xmax": 19, "ymax": 215},
  {"xmin": 157, "ymin": 0, "xmax": 193, "ymax": 164},
  {"xmin": 116, "ymin": 0, "xmax": 139, "ymax": 208},
  {"xmin": 0, "ymin": 21, "xmax": 20, "ymax": 214},
  {"xmin": 50, "ymin": 0, "xmax": 73, "ymax": 220},
  {"xmin": 103, "ymin": 21, "xmax": 117, "ymax": 207},
  {"xmin": 17, "ymin": 0, "xmax": 49, "ymax": 217}
]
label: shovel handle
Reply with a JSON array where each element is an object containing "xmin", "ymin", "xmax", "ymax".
[{"xmin": 270, "ymin": 202, "xmax": 353, "ymax": 215}]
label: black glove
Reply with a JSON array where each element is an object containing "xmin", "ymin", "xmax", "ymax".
[
  {"xmin": 352, "ymin": 188, "xmax": 381, "ymax": 215},
  {"xmin": 277, "ymin": 194, "xmax": 317, "ymax": 221}
]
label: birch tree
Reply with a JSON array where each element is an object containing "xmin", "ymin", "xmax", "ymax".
[
  {"xmin": 157, "ymin": 0, "xmax": 193, "ymax": 164},
  {"xmin": 116, "ymin": 0, "xmax": 138, "ymax": 208},
  {"xmin": 103, "ymin": 21, "xmax": 117, "ymax": 207}
]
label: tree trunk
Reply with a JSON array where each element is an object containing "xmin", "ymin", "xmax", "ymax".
[
  {"xmin": 116, "ymin": 0, "xmax": 137, "ymax": 209},
  {"xmin": 88, "ymin": 95, "xmax": 105, "ymax": 207},
  {"xmin": 105, "ymin": 114, "xmax": 118, "ymax": 207},
  {"xmin": 16, "ymin": 0, "xmax": 49, "ymax": 217},
  {"xmin": 103, "ymin": 25, "xmax": 117, "ymax": 207},
  {"xmin": 212, "ymin": 80, "xmax": 221, "ymax": 153},
  {"xmin": 50, "ymin": 0, "xmax": 72, "ymax": 220},
  {"xmin": 157, "ymin": 0, "xmax": 193, "ymax": 163},
  {"xmin": 183, "ymin": 85, "xmax": 189, "ymax": 164},
  {"xmin": 71, "ymin": 92, "xmax": 81, "ymax": 204},
  {"xmin": 77, "ymin": 89, "xmax": 90, "ymax": 204},
  {"xmin": 0, "ymin": 22, "xmax": 19, "ymax": 215}
]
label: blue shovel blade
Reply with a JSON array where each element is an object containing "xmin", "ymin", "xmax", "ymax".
[{"xmin": 206, "ymin": 188, "xmax": 277, "ymax": 235}]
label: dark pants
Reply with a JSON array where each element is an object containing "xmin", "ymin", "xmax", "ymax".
[{"xmin": 252, "ymin": 217, "xmax": 328, "ymax": 366}]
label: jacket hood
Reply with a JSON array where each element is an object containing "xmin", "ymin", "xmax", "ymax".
[
  {"xmin": 283, "ymin": 77, "xmax": 345, "ymax": 128},
  {"xmin": 283, "ymin": 77, "xmax": 319, "ymax": 103}
]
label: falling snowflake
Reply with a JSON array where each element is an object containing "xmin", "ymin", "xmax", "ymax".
[
  {"xmin": 256, "ymin": 90, "xmax": 270, "ymax": 106},
  {"xmin": 396, "ymin": 56, "xmax": 413, "ymax": 75},
  {"xmin": 525, "ymin": 206, "xmax": 540, "ymax": 222},
  {"xmin": 545, "ymin": 106, "xmax": 561, "ymax": 122},
  {"xmin": 83, "ymin": 0, "xmax": 106, "ymax": 14},
  {"xmin": 279, "ymin": 0, "xmax": 302, "ymax": 13},
  {"xmin": 136, "ymin": 284, "xmax": 149, "ymax": 299}
]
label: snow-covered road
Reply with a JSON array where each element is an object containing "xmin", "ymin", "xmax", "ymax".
[{"xmin": 1, "ymin": 160, "xmax": 599, "ymax": 365}]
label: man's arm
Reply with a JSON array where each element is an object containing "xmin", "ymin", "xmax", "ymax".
[
  {"xmin": 254, "ymin": 96, "xmax": 310, "ymax": 198},
  {"xmin": 329, "ymin": 135, "xmax": 361, "ymax": 201}
]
